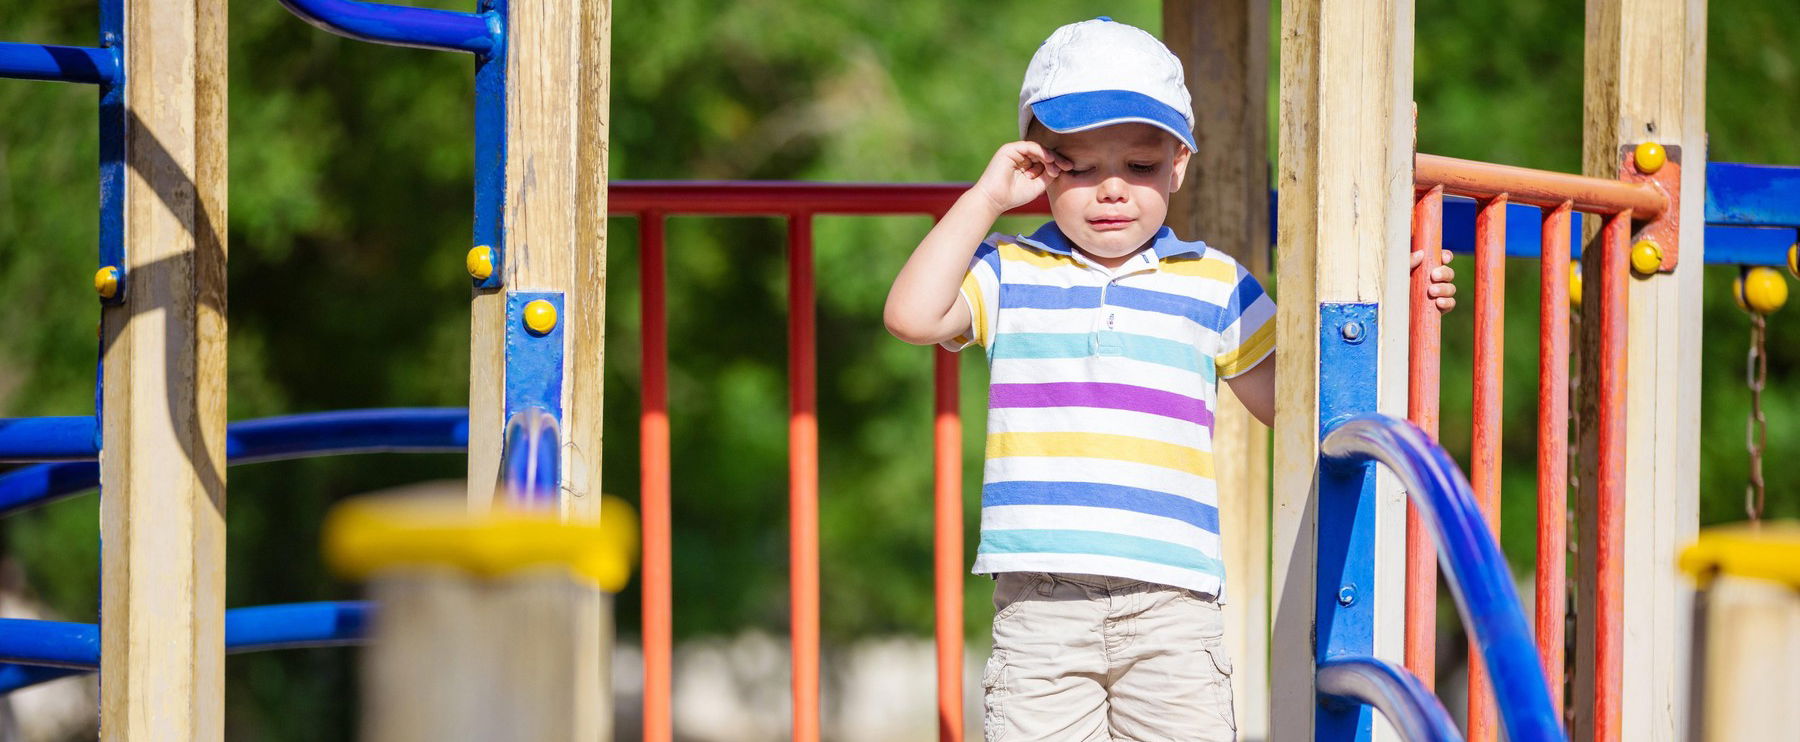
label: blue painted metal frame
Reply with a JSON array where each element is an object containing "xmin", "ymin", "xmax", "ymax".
[
  {"xmin": 1314, "ymin": 302, "xmax": 1380, "ymax": 742},
  {"xmin": 0, "ymin": 417, "xmax": 99, "ymax": 462},
  {"xmin": 1321, "ymin": 415, "xmax": 1564, "ymax": 742},
  {"xmin": 1317, "ymin": 657, "xmax": 1461, "ymax": 742},
  {"xmin": 471, "ymin": 0, "xmax": 508, "ymax": 289},
  {"xmin": 0, "ymin": 408, "xmax": 468, "ymax": 517},
  {"xmin": 504, "ymin": 292, "xmax": 565, "ymax": 424},
  {"xmin": 0, "ymin": 42, "xmax": 120, "ymax": 84},
  {"xmin": 1707, "ymin": 162, "xmax": 1800, "ymax": 228},
  {"xmin": 274, "ymin": 0, "xmax": 498, "ymax": 54},
  {"xmin": 98, "ymin": 0, "xmax": 125, "ymax": 305},
  {"xmin": 0, "ymin": 601, "xmax": 370, "ymax": 694},
  {"xmin": 500, "ymin": 407, "xmax": 561, "ymax": 505}
]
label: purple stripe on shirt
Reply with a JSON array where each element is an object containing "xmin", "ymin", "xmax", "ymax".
[{"xmin": 989, "ymin": 382, "xmax": 1214, "ymax": 427}]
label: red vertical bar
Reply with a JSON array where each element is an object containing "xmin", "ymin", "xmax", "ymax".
[
  {"xmin": 933, "ymin": 347, "xmax": 963, "ymax": 742},
  {"xmin": 1407, "ymin": 185, "xmax": 1444, "ymax": 689},
  {"xmin": 787, "ymin": 214, "xmax": 821, "ymax": 742},
  {"xmin": 1467, "ymin": 195, "xmax": 1506, "ymax": 742},
  {"xmin": 1593, "ymin": 210, "xmax": 1629, "ymax": 742},
  {"xmin": 640, "ymin": 213, "xmax": 673, "ymax": 742},
  {"xmin": 1537, "ymin": 201, "xmax": 1571, "ymax": 719}
]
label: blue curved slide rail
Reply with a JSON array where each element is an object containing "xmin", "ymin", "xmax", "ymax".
[
  {"xmin": 0, "ymin": 407, "xmax": 468, "ymax": 518},
  {"xmin": 0, "ymin": 602, "xmax": 370, "ymax": 693},
  {"xmin": 1317, "ymin": 657, "xmax": 1461, "ymax": 742},
  {"xmin": 275, "ymin": 0, "xmax": 498, "ymax": 54},
  {"xmin": 1321, "ymin": 414, "xmax": 1564, "ymax": 742}
]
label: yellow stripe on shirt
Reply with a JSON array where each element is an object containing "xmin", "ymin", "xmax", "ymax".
[
  {"xmin": 960, "ymin": 272, "xmax": 988, "ymax": 347},
  {"xmin": 989, "ymin": 431, "xmax": 1216, "ymax": 479},
  {"xmin": 1216, "ymin": 321, "xmax": 1275, "ymax": 378},
  {"xmin": 998, "ymin": 241, "xmax": 1079, "ymax": 270},
  {"xmin": 1158, "ymin": 256, "xmax": 1237, "ymax": 283}
]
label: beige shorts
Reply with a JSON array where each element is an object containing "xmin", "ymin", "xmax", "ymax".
[{"xmin": 983, "ymin": 572, "xmax": 1236, "ymax": 742}]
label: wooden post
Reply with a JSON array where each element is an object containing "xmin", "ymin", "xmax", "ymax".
[
  {"xmin": 1162, "ymin": 2, "xmax": 1271, "ymax": 738},
  {"xmin": 1578, "ymin": 2, "xmax": 1703, "ymax": 740},
  {"xmin": 467, "ymin": 0, "xmax": 612, "ymax": 736},
  {"xmin": 1272, "ymin": 0, "xmax": 1413, "ymax": 739},
  {"xmin": 98, "ymin": 0, "xmax": 228, "ymax": 736}
]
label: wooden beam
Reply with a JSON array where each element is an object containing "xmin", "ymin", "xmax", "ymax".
[
  {"xmin": 1162, "ymin": 2, "xmax": 1271, "ymax": 738},
  {"xmin": 1273, "ymin": 0, "xmax": 1414, "ymax": 739},
  {"xmin": 465, "ymin": 0, "xmax": 612, "ymax": 735},
  {"xmin": 99, "ymin": 0, "xmax": 229, "ymax": 737},
  {"xmin": 1577, "ymin": 1, "xmax": 1705, "ymax": 740}
]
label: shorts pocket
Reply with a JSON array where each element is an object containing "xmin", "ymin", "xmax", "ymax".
[
  {"xmin": 1203, "ymin": 644, "xmax": 1236, "ymax": 732},
  {"xmin": 991, "ymin": 573, "xmax": 1043, "ymax": 623},
  {"xmin": 982, "ymin": 649, "xmax": 1008, "ymax": 742}
]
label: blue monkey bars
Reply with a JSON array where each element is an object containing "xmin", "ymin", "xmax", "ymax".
[
  {"xmin": 274, "ymin": 0, "xmax": 498, "ymax": 54},
  {"xmin": 0, "ymin": 408, "xmax": 469, "ymax": 518},
  {"xmin": 0, "ymin": 42, "xmax": 119, "ymax": 85},
  {"xmin": 0, "ymin": 601, "xmax": 371, "ymax": 693}
]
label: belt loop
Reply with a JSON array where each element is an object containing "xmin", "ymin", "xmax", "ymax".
[{"xmin": 1036, "ymin": 572, "xmax": 1057, "ymax": 597}]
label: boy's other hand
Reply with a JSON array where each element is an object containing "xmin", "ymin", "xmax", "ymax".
[
  {"xmin": 973, "ymin": 141, "xmax": 1075, "ymax": 214},
  {"xmin": 1411, "ymin": 248, "xmax": 1457, "ymax": 313}
]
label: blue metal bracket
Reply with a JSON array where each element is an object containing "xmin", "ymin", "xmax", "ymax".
[
  {"xmin": 98, "ymin": 1, "xmax": 126, "ymax": 307},
  {"xmin": 470, "ymin": 0, "xmax": 508, "ymax": 290},
  {"xmin": 503, "ymin": 291, "xmax": 564, "ymax": 505},
  {"xmin": 1316, "ymin": 302, "xmax": 1380, "ymax": 742}
]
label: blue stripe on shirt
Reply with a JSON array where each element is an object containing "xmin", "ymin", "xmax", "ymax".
[
  {"xmin": 979, "ymin": 529, "xmax": 1225, "ymax": 576},
  {"xmin": 984, "ymin": 481, "xmax": 1220, "ymax": 531},
  {"xmin": 991, "ymin": 332, "xmax": 1205, "ymax": 375}
]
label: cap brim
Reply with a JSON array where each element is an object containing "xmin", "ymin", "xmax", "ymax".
[{"xmin": 1030, "ymin": 90, "xmax": 1195, "ymax": 150}]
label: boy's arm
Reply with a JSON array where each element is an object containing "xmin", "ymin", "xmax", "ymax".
[
  {"xmin": 1223, "ymin": 356, "xmax": 1276, "ymax": 428},
  {"xmin": 884, "ymin": 141, "xmax": 1072, "ymax": 346}
]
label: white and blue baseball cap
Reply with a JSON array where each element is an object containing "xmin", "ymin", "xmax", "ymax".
[{"xmin": 1018, "ymin": 18, "xmax": 1196, "ymax": 150}]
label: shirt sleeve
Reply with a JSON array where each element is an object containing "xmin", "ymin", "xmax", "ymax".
[
  {"xmin": 938, "ymin": 239, "xmax": 1003, "ymax": 353},
  {"xmin": 1213, "ymin": 262, "xmax": 1276, "ymax": 379}
]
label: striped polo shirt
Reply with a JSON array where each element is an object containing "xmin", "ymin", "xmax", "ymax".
[{"xmin": 945, "ymin": 221, "xmax": 1275, "ymax": 596}]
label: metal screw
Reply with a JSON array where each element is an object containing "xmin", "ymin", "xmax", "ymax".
[
  {"xmin": 1337, "ymin": 585, "xmax": 1357, "ymax": 606},
  {"xmin": 1340, "ymin": 321, "xmax": 1365, "ymax": 344},
  {"xmin": 102, "ymin": 32, "xmax": 118, "ymax": 46}
]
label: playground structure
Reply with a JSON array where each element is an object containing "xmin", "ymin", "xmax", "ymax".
[{"xmin": 1, "ymin": 1, "xmax": 1798, "ymax": 741}]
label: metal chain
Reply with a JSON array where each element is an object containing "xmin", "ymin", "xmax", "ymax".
[{"xmin": 1746, "ymin": 312, "xmax": 1768, "ymax": 523}]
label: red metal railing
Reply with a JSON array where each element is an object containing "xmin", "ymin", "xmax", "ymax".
[
  {"xmin": 1409, "ymin": 153, "xmax": 1667, "ymax": 742},
  {"xmin": 617, "ymin": 182, "xmax": 1049, "ymax": 742}
]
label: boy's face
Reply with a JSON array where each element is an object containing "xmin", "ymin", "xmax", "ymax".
[{"xmin": 1032, "ymin": 123, "xmax": 1190, "ymax": 267}]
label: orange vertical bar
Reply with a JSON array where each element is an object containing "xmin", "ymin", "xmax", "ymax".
[
  {"xmin": 1593, "ymin": 210, "xmax": 1629, "ymax": 742},
  {"xmin": 1537, "ymin": 201, "xmax": 1571, "ymax": 719},
  {"xmin": 1407, "ymin": 185, "xmax": 1444, "ymax": 689},
  {"xmin": 1467, "ymin": 195, "xmax": 1506, "ymax": 742},
  {"xmin": 933, "ymin": 347, "xmax": 963, "ymax": 742},
  {"xmin": 640, "ymin": 213, "xmax": 673, "ymax": 742},
  {"xmin": 787, "ymin": 214, "xmax": 820, "ymax": 742}
]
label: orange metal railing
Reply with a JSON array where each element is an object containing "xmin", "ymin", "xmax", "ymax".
[
  {"xmin": 617, "ymin": 183, "xmax": 1049, "ymax": 742},
  {"xmin": 1409, "ymin": 152, "xmax": 1668, "ymax": 742}
]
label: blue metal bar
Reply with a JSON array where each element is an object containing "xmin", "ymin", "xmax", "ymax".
[
  {"xmin": 0, "ymin": 42, "xmax": 119, "ymax": 84},
  {"xmin": 1442, "ymin": 197, "xmax": 1584, "ymax": 260},
  {"xmin": 0, "ymin": 602, "xmax": 371, "ymax": 694},
  {"xmin": 1321, "ymin": 414, "xmax": 1564, "ymax": 742},
  {"xmin": 0, "ymin": 408, "xmax": 467, "ymax": 518},
  {"xmin": 0, "ymin": 417, "xmax": 98, "ymax": 463},
  {"xmin": 1704, "ymin": 225, "xmax": 1796, "ymax": 267},
  {"xmin": 1707, "ymin": 162, "xmax": 1800, "ymax": 228},
  {"xmin": 1317, "ymin": 657, "xmax": 1462, "ymax": 742},
  {"xmin": 275, "ymin": 0, "xmax": 498, "ymax": 55},
  {"xmin": 501, "ymin": 406, "xmax": 561, "ymax": 506},
  {"xmin": 0, "ymin": 619, "xmax": 98, "ymax": 669}
]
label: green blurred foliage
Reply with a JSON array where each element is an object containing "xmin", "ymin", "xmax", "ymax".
[{"xmin": 2, "ymin": 0, "xmax": 1798, "ymax": 737}]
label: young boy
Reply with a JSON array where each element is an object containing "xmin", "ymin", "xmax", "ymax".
[{"xmin": 885, "ymin": 18, "xmax": 1455, "ymax": 741}]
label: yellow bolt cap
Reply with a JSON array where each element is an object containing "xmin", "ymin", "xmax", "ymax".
[
  {"xmin": 1634, "ymin": 141, "xmax": 1666, "ymax": 174},
  {"xmin": 523, "ymin": 299, "xmax": 558, "ymax": 335},
  {"xmin": 94, "ymin": 266, "xmax": 120, "ymax": 299},
  {"xmin": 1735, "ymin": 267, "xmax": 1788, "ymax": 315},
  {"xmin": 1630, "ymin": 240, "xmax": 1663, "ymax": 275},
  {"xmin": 1568, "ymin": 261, "xmax": 1583, "ymax": 310},
  {"xmin": 1788, "ymin": 243, "xmax": 1798, "ymax": 279},
  {"xmin": 466, "ymin": 246, "xmax": 495, "ymax": 280}
]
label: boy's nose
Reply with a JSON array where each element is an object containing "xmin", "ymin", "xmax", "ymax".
[{"xmin": 1098, "ymin": 176, "xmax": 1128, "ymax": 202}]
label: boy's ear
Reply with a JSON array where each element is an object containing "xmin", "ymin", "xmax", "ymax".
[{"xmin": 1170, "ymin": 146, "xmax": 1193, "ymax": 192}]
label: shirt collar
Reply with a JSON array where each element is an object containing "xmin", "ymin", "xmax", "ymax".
[{"xmin": 1016, "ymin": 221, "xmax": 1208, "ymax": 262}]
